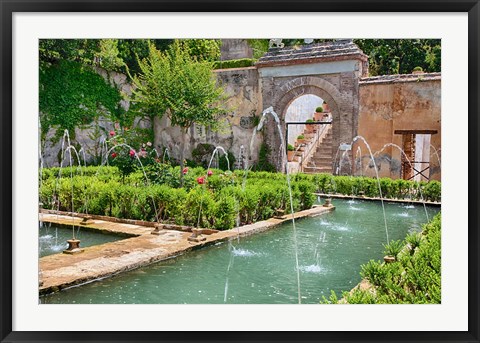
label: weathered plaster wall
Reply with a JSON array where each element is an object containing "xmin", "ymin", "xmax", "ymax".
[
  {"xmin": 154, "ymin": 67, "xmax": 262, "ymax": 168},
  {"xmin": 220, "ymin": 39, "xmax": 253, "ymax": 61},
  {"xmin": 357, "ymin": 74, "xmax": 441, "ymax": 181}
]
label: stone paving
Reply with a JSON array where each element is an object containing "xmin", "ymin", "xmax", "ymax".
[{"xmin": 39, "ymin": 205, "xmax": 335, "ymax": 295}]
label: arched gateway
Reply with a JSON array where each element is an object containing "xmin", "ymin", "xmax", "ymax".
[{"xmin": 255, "ymin": 40, "xmax": 369, "ymax": 171}]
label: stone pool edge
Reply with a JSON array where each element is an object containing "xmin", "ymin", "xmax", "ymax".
[{"xmin": 39, "ymin": 205, "xmax": 335, "ymax": 296}]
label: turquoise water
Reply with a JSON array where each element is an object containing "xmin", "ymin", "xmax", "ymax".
[
  {"xmin": 39, "ymin": 222, "xmax": 126, "ymax": 257},
  {"xmin": 39, "ymin": 199, "xmax": 439, "ymax": 304}
]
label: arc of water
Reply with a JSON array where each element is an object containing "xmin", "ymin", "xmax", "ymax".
[
  {"xmin": 250, "ymin": 106, "xmax": 302, "ymax": 304},
  {"xmin": 371, "ymin": 142, "xmax": 431, "ymax": 221},
  {"xmin": 429, "ymin": 145, "xmax": 441, "ymax": 167},
  {"xmin": 352, "ymin": 136, "xmax": 390, "ymax": 244},
  {"xmin": 225, "ymin": 107, "xmax": 303, "ymax": 304},
  {"xmin": 197, "ymin": 146, "xmax": 230, "ymax": 229},
  {"xmin": 162, "ymin": 148, "xmax": 170, "ymax": 164}
]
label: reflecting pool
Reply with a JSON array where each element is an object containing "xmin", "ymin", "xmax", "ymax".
[{"xmin": 40, "ymin": 199, "xmax": 439, "ymax": 304}]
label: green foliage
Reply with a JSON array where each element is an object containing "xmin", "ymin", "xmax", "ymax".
[
  {"xmin": 383, "ymin": 239, "xmax": 404, "ymax": 259},
  {"xmin": 297, "ymin": 134, "xmax": 305, "ymax": 140},
  {"xmin": 130, "ymin": 40, "xmax": 229, "ymax": 184},
  {"xmin": 287, "ymin": 144, "xmax": 295, "ymax": 151},
  {"xmin": 413, "ymin": 66, "xmax": 424, "ymax": 72},
  {"xmin": 179, "ymin": 39, "xmax": 222, "ymax": 62},
  {"xmin": 315, "ymin": 106, "xmax": 324, "ymax": 113},
  {"xmin": 40, "ymin": 166, "xmax": 318, "ymax": 229},
  {"xmin": 213, "ymin": 58, "xmax": 255, "ymax": 69},
  {"xmin": 39, "ymin": 60, "xmax": 124, "ymax": 136},
  {"xmin": 252, "ymin": 143, "xmax": 275, "ymax": 172},
  {"xmin": 310, "ymin": 174, "xmax": 441, "ymax": 202},
  {"xmin": 354, "ymin": 39, "xmax": 441, "ymax": 76},
  {"xmin": 95, "ymin": 39, "xmax": 125, "ymax": 71},
  {"xmin": 331, "ymin": 213, "xmax": 442, "ymax": 304},
  {"xmin": 130, "ymin": 40, "xmax": 227, "ymax": 128},
  {"xmin": 306, "ymin": 119, "xmax": 314, "ymax": 123},
  {"xmin": 405, "ymin": 232, "xmax": 423, "ymax": 254}
]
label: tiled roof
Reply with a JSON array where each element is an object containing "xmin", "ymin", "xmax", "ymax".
[
  {"xmin": 256, "ymin": 39, "xmax": 367, "ymax": 67},
  {"xmin": 360, "ymin": 72, "xmax": 441, "ymax": 84}
]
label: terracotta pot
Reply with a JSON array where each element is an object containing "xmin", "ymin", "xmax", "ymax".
[
  {"xmin": 305, "ymin": 125, "xmax": 315, "ymax": 133},
  {"xmin": 314, "ymin": 112, "xmax": 323, "ymax": 121},
  {"xmin": 296, "ymin": 139, "xmax": 307, "ymax": 146},
  {"xmin": 287, "ymin": 150, "xmax": 295, "ymax": 162}
]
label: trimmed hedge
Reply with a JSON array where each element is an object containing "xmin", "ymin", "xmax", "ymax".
[
  {"xmin": 40, "ymin": 167, "xmax": 441, "ymax": 229},
  {"xmin": 213, "ymin": 58, "xmax": 255, "ymax": 69},
  {"xmin": 40, "ymin": 168, "xmax": 315, "ymax": 229}
]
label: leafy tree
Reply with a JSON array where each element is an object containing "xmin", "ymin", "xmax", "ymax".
[
  {"xmin": 354, "ymin": 39, "xmax": 441, "ymax": 75},
  {"xmin": 130, "ymin": 40, "xmax": 228, "ymax": 186},
  {"xmin": 246, "ymin": 38, "xmax": 441, "ymax": 76}
]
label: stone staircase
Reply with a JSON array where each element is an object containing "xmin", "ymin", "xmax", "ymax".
[{"xmin": 303, "ymin": 126, "xmax": 333, "ymax": 174}]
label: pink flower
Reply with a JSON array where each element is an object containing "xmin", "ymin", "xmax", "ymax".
[
  {"xmin": 207, "ymin": 170, "xmax": 213, "ymax": 176},
  {"xmin": 114, "ymin": 122, "xmax": 120, "ymax": 130},
  {"xmin": 182, "ymin": 167, "xmax": 188, "ymax": 174},
  {"xmin": 197, "ymin": 176, "xmax": 205, "ymax": 185},
  {"xmin": 146, "ymin": 142, "xmax": 152, "ymax": 147},
  {"xmin": 109, "ymin": 131, "xmax": 115, "ymax": 137},
  {"xmin": 129, "ymin": 150, "xmax": 135, "ymax": 157},
  {"xmin": 138, "ymin": 150, "xmax": 147, "ymax": 158},
  {"xmin": 111, "ymin": 152, "xmax": 117, "ymax": 158}
]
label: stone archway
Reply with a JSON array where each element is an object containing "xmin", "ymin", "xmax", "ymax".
[
  {"xmin": 255, "ymin": 40, "xmax": 367, "ymax": 171},
  {"xmin": 261, "ymin": 75, "xmax": 358, "ymax": 171}
]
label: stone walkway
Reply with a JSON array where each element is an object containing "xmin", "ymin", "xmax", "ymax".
[{"xmin": 39, "ymin": 205, "xmax": 335, "ymax": 295}]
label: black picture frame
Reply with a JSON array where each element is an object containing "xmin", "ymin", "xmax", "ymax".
[{"xmin": 1, "ymin": 1, "xmax": 479, "ymax": 342}]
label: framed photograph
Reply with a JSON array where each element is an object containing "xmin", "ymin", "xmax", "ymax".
[{"xmin": 1, "ymin": 1, "xmax": 479, "ymax": 342}]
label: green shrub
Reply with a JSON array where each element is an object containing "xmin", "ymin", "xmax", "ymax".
[
  {"xmin": 214, "ymin": 195, "xmax": 237, "ymax": 230},
  {"xmin": 287, "ymin": 144, "xmax": 294, "ymax": 151},
  {"xmin": 213, "ymin": 58, "xmax": 255, "ymax": 69},
  {"xmin": 336, "ymin": 213, "xmax": 442, "ymax": 304},
  {"xmin": 297, "ymin": 134, "xmax": 305, "ymax": 140},
  {"xmin": 383, "ymin": 239, "xmax": 404, "ymax": 259},
  {"xmin": 315, "ymin": 106, "xmax": 324, "ymax": 113}
]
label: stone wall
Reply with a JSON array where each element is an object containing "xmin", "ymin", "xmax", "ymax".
[
  {"xmin": 154, "ymin": 67, "xmax": 262, "ymax": 168},
  {"xmin": 41, "ymin": 66, "xmax": 263, "ymax": 169},
  {"xmin": 356, "ymin": 73, "xmax": 441, "ymax": 181},
  {"xmin": 40, "ymin": 68, "xmax": 135, "ymax": 167},
  {"xmin": 220, "ymin": 39, "xmax": 253, "ymax": 61}
]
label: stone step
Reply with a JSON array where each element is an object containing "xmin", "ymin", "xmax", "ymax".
[{"xmin": 303, "ymin": 167, "xmax": 333, "ymax": 174}]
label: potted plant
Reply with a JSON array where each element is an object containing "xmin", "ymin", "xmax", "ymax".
[
  {"xmin": 287, "ymin": 144, "xmax": 295, "ymax": 161},
  {"xmin": 305, "ymin": 118, "xmax": 315, "ymax": 133},
  {"xmin": 314, "ymin": 106, "xmax": 324, "ymax": 121},
  {"xmin": 296, "ymin": 134, "xmax": 306, "ymax": 146}
]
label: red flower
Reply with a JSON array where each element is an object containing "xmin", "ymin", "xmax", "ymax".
[
  {"xmin": 129, "ymin": 150, "xmax": 135, "ymax": 157},
  {"xmin": 207, "ymin": 170, "xmax": 213, "ymax": 176},
  {"xmin": 182, "ymin": 167, "xmax": 189, "ymax": 174},
  {"xmin": 109, "ymin": 130, "xmax": 115, "ymax": 137},
  {"xmin": 197, "ymin": 176, "xmax": 205, "ymax": 184},
  {"xmin": 111, "ymin": 152, "xmax": 117, "ymax": 158}
]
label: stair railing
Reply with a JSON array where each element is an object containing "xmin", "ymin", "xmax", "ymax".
[{"xmin": 300, "ymin": 114, "xmax": 332, "ymax": 171}]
